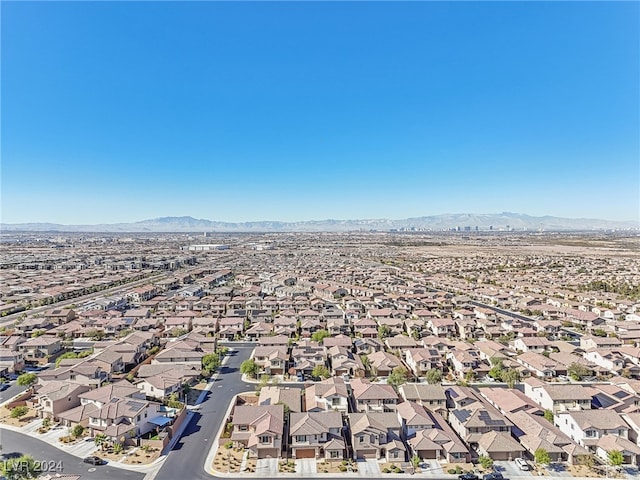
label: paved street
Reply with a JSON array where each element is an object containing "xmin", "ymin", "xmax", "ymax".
[
  {"xmin": 0, "ymin": 380, "xmax": 27, "ymax": 405},
  {"xmin": 153, "ymin": 344, "xmax": 255, "ymax": 480},
  {"xmin": 3, "ymin": 342, "xmax": 634, "ymax": 480},
  {"xmin": 0, "ymin": 428, "xmax": 145, "ymax": 480}
]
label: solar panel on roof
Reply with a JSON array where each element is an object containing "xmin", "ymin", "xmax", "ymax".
[{"xmin": 126, "ymin": 400, "xmax": 146, "ymax": 410}]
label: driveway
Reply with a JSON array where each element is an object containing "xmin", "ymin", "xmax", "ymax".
[
  {"xmin": 357, "ymin": 459, "xmax": 381, "ymax": 476},
  {"xmin": 494, "ymin": 460, "xmax": 533, "ymax": 478},
  {"xmin": 296, "ymin": 458, "xmax": 317, "ymax": 474},
  {"xmin": 256, "ymin": 458, "xmax": 278, "ymax": 475}
]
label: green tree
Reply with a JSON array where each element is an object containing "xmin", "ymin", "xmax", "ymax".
[
  {"xmin": 72, "ymin": 424, "xmax": 85, "ymax": 438},
  {"xmin": 501, "ymin": 368, "xmax": 521, "ymax": 389},
  {"xmin": 56, "ymin": 351, "xmax": 79, "ymax": 367},
  {"xmin": 543, "ymin": 409, "xmax": 554, "ymax": 423},
  {"xmin": 10, "ymin": 406, "xmax": 29, "ymax": 419},
  {"xmin": 202, "ymin": 352, "xmax": 220, "ymax": 375},
  {"xmin": 256, "ymin": 374, "xmax": 270, "ymax": 393},
  {"xmin": 488, "ymin": 358, "xmax": 504, "ymax": 380},
  {"xmin": 411, "ymin": 455, "xmax": 421, "ymax": 468},
  {"xmin": 312, "ymin": 365, "xmax": 330, "ymax": 379},
  {"xmin": 478, "ymin": 455, "xmax": 494, "ymax": 470},
  {"xmin": 85, "ymin": 328, "xmax": 105, "ymax": 341},
  {"xmin": 425, "ymin": 368, "xmax": 442, "ymax": 384},
  {"xmin": 568, "ymin": 362, "xmax": 590, "ymax": 381},
  {"xmin": 0, "ymin": 454, "xmax": 40, "ymax": 480},
  {"xmin": 377, "ymin": 324, "xmax": 392, "ymax": 339},
  {"xmin": 167, "ymin": 393, "xmax": 182, "ymax": 408},
  {"xmin": 240, "ymin": 359, "xmax": 259, "ymax": 379},
  {"xmin": 608, "ymin": 450, "xmax": 624, "ymax": 468},
  {"xmin": 94, "ymin": 433, "xmax": 107, "ymax": 447},
  {"xmin": 387, "ymin": 366, "xmax": 408, "ymax": 389},
  {"xmin": 535, "ymin": 448, "xmax": 551, "ymax": 466},
  {"xmin": 17, "ymin": 373, "xmax": 37, "ymax": 389},
  {"xmin": 182, "ymin": 382, "xmax": 192, "ymax": 402},
  {"xmin": 311, "ymin": 330, "xmax": 330, "ymax": 344}
]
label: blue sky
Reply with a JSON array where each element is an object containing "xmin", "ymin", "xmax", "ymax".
[{"xmin": 2, "ymin": 1, "xmax": 638, "ymax": 224}]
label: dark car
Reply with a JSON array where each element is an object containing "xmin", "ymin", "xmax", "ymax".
[
  {"xmin": 83, "ymin": 456, "xmax": 105, "ymax": 466},
  {"xmin": 459, "ymin": 474, "xmax": 479, "ymax": 480},
  {"xmin": 483, "ymin": 473, "xmax": 504, "ymax": 480},
  {"xmin": 0, "ymin": 383, "xmax": 9, "ymax": 392}
]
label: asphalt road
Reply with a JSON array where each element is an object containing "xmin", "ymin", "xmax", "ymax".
[
  {"xmin": 154, "ymin": 344, "xmax": 255, "ymax": 480},
  {"xmin": 0, "ymin": 428, "xmax": 145, "ymax": 480},
  {"xmin": 0, "ymin": 380, "xmax": 27, "ymax": 405}
]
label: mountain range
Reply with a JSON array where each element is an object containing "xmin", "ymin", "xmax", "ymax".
[{"xmin": 1, "ymin": 213, "xmax": 638, "ymax": 233}]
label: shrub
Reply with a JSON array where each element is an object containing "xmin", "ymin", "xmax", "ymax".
[
  {"xmin": 339, "ymin": 465, "xmax": 348, "ymax": 472},
  {"xmin": 448, "ymin": 469, "xmax": 457, "ymax": 475},
  {"xmin": 10, "ymin": 406, "xmax": 29, "ymax": 418},
  {"xmin": 224, "ymin": 441, "xmax": 233, "ymax": 449},
  {"xmin": 382, "ymin": 467, "xmax": 390, "ymax": 473}
]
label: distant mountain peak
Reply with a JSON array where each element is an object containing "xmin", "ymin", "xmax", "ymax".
[{"xmin": 2, "ymin": 212, "xmax": 638, "ymax": 233}]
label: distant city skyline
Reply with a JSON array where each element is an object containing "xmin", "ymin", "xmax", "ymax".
[{"xmin": 2, "ymin": 1, "xmax": 638, "ymax": 224}]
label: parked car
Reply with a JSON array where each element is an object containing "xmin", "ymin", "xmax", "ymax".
[
  {"xmin": 83, "ymin": 456, "xmax": 105, "ymax": 466},
  {"xmin": 0, "ymin": 383, "xmax": 9, "ymax": 392},
  {"xmin": 483, "ymin": 473, "xmax": 504, "ymax": 480},
  {"xmin": 515, "ymin": 458, "xmax": 530, "ymax": 471},
  {"xmin": 459, "ymin": 474, "xmax": 479, "ymax": 480}
]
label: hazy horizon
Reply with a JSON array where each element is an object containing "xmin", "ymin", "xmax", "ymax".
[{"xmin": 2, "ymin": 2, "xmax": 638, "ymax": 225}]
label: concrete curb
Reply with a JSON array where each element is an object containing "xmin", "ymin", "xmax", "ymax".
[{"xmin": 204, "ymin": 391, "xmax": 249, "ymax": 477}]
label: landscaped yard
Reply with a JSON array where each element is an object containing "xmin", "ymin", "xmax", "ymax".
[
  {"xmin": 442, "ymin": 463, "xmax": 475, "ymax": 475},
  {"xmin": 212, "ymin": 445, "xmax": 245, "ymax": 473},
  {"xmin": 381, "ymin": 462, "xmax": 407, "ymax": 474},
  {"xmin": 279, "ymin": 460, "xmax": 296, "ymax": 473},
  {"xmin": 317, "ymin": 459, "xmax": 358, "ymax": 473},
  {"xmin": 99, "ymin": 447, "xmax": 130, "ymax": 464},
  {"xmin": 243, "ymin": 458, "xmax": 256, "ymax": 473},
  {"xmin": 0, "ymin": 406, "xmax": 37, "ymax": 427},
  {"xmin": 123, "ymin": 446, "xmax": 162, "ymax": 465}
]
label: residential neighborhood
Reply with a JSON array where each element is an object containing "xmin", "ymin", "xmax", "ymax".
[{"xmin": 0, "ymin": 231, "xmax": 639, "ymax": 480}]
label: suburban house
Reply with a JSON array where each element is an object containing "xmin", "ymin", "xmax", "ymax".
[
  {"xmin": 35, "ymin": 380, "xmax": 91, "ymax": 421},
  {"xmin": 252, "ymin": 346, "xmax": 289, "ymax": 376},
  {"xmin": 406, "ymin": 408, "xmax": 470, "ymax": 463},
  {"xmin": 258, "ymin": 386, "xmax": 302, "ymax": 413},
  {"xmin": 351, "ymin": 378, "xmax": 399, "ymax": 413},
  {"xmin": 366, "ymin": 351, "xmax": 403, "ymax": 378},
  {"xmin": 348, "ymin": 412, "xmax": 405, "ymax": 461},
  {"xmin": 305, "ymin": 377, "xmax": 350, "ymax": 413},
  {"xmin": 507, "ymin": 410, "xmax": 590, "ymax": 464},
  {"xmin": 399, "ymin": 383, "xmax": 447, "ymax": 418},
  {"xmin": 231, "ymin": 405, "xmax": 284, "ymax": 459},
  {"xmin": 523, "ymin": 378, "xmax": 592, "ymax": 414},
  {"xmin": 405, "ymin": 348, "xmax": 442, "ymax": 377},
  {"xmin": 18, "ymin": 336, "xmax": 62, "ymax": 363},
  {"xmin": 289, "ymin": 411, "xmax": 345, "ymax": 460},
  {"xmin": 555, "ymin": 410, "xmax": 640, "ymax": 465}
]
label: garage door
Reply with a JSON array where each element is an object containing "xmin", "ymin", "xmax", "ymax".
[
  {"xmin": 295, "ymin": 448, "xmax": 316, "ymax": 459},
  {"xmin": 357, "ymin": 449, "xmax": 377, "ymax": 459}
]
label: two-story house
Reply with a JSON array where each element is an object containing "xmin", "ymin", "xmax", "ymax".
[
  {"xmin": 305, "ymin": 377, "xmax": 350, "ymax": 413},
  {"xmin": 523, "ymin": 378, "xmax": 592, "ymax": 414},
  {"xmin": 289, "ymin": 411, "xmax": 344, "ymax": 460},
  {"xmin": 556, "ymin": 410, "xmax": 640, "ymax": 465},
  {"xmin": 351, "ymin": 378, "xmax": 399, "ymax": 413},
  {"xmin": 348, "ymin": 412, "xmax": 405, "ymax": 461},
  {"xmin": 231, "ymin": 405, "xmax": 284, "ymax": 459}
]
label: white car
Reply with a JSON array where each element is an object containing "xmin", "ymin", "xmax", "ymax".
[{"xmin": 515, "ymin": 458, "xmax": 530, "ymax": 471}]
